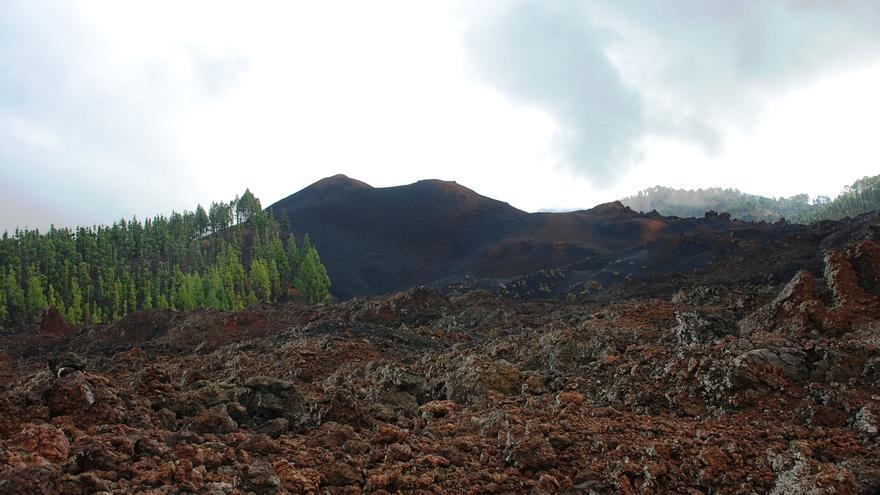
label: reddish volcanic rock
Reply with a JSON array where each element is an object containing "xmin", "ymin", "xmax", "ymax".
[
  {"xmin": 849, "ymin": 240, "xmax": 880, "ymax": 297},
  {"xmin": 273, "ymin": 459, "xmax": 321, "ymax": 493},
  {"xmin": 190, "ymin": 404, "xmax": 237, "ymax": 434},
  {"xmin": 11, "ymin": 423, "xmax": 70, "ymax": 463},
  {"xmin": 505, "ymin": 434, "xmax": 557, "ymax": 472},
  {"xmin": 1, "ymin": 239, "xmax": 879, "ymax": 493},
  {"xmin": 45, "ymin": 371, "xmax": 95, "ymax": 416},
  {"xmin": 39, "ymin": 306, "xmax": 73, "ymax": 336},
  {"xmin": 824, "ymin": 249, "xmax": 873, "ymax": 307},
  {"xmin": 321, "ymin": 461, "xmax": 363, "ymax": 487}
]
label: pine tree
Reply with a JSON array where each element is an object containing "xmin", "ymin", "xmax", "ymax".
[
  {"xmin": 194, "ymin": 204, "xmax": 209, "ymax": 236},
  {"xmin": 301, "ymin": 233, "xmax": 312, "ymax": 253},
  {"xmin": 204, "ymin": 269, "xmax": 221, "ymax": 309},
  {"xmin": 25, "ymin": 265, "xmax": 47, "ymax": 323},
  {"xmin": 0, "ymin": 280, "xmax": 8, "ymax": 328},
  {"xmin": 128, "ymin": 282, "xmax": 137, "ymax": 314},
  {"xmin": 287, "ymin": 234, "xmax": 301, "ymax": 275},
  {"xmin": 268, "ymin": 259, "xmax": 281, "ymax": 299},
  {"xmin": 141, "ymin": 274, "xmax": 153, "ymax": 310},
  {"xmin": 49, "ymin": 285, "xmax": 66, "ymax": 318},
  {"xmin": 48, "ymin": 284, "xmax": 57, "ymax": 309},
  {"xmin": 156, "ymin": 293, "xmax": 169, "ymax": 310},
  {"xmin": 294, "ymin": 247, "xmax": 331, "ymax": 304},
  {"xmin": 91, "ymin": 303, "xmax": 101, "ymax": 324},
  {"xmin": 6, "ymin": 268, "xmax": 25, "ymax": 324},
  {"xmin": 269, "ymin": 238, "xmax": 290, "ymax": 286},
  {"xmin": 250, "ymin": 259, "xmax": 272, "ymax": 303},
  {"xmin": 190, "ymin": 273, "xmax": 205, "ymax": 308},
  {"xmin": 68, "ymin": 280, "xmax": 83, "ymax": 324},
  {"xmin": 112, "ymin": 280, "xmax": 123, "ymax": 319},
  {"xmin": 236, "ymin": 188, "xmax": 262, "ymax": 223}
]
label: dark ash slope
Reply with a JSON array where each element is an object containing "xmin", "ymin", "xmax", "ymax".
[{"xmin": 269, "ymin": 175, "xmax": 880, "ymax": 300}]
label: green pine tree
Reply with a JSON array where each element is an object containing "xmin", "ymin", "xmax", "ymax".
[
  {"xmin": 294, "ymin": 247, "xmax": 331, "ymax": 304},
  {"xmin": 128, "ymin": 282, "xmax": 137, "ymax": 314},
  {"xmin": 112, "ymin": 280, "xmax": 123, "ymax": 319},
  {"xmin": 48, "ymin": 284, "xmax": 57, "ymax": 308},
  {"xmin": 25, "ymin": 265, "xmax": 47, "ymax": 323},
  {"xmin": 250, "ymin": 259, "xmax": 272, "ymax": 303},
  {"xmin": 91, "ymin": 303, "xmax": 101, "ymax": 324},
  {"xmin": 68, "ymin": 280, "xmax": 83, "ymax": 324},
  {"xmin": 0, "ymin": 280, "xmax": 8, "ymax": 328},
  {"xmin": 5, "ymin": 269, "xmax": 25, "ymax": 325}
]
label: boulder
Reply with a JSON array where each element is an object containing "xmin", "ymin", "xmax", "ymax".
[
  {"xmin": 259, "ymin": 417, "xmax": 290, "ymax": 437},
  {"xmin": 734, "ymin": 347, "xmax": 808, "ymax": 382},
  {"xmin": 853, "ymin": 407, "xmax": 878, "ymax": 434},
  {"xmin": 441, "ymin": 355, "xmax": 522, "ymax": 405},
  {"xmin": 234, "ymin": 376, "xmax": 304, "ymax": 425},
  {"xmin": 772, "ymin": 270, "xmax": 817, "ymax": 309},
  {"xmin": 370, "ymin": 365, "xmax": 427, "ymax": 415},
  {"xmin": 505, "ymin": 435, "xmax": 557, "ymax": 471},
  {"xmin": 46, "ymin": 352, "xmax": 86, "ymax": 378},
  {"xmin": 321, "ymin": 461, "xmax": 363, "ymax": 487},
  {"xmin": 673, "ymin": 310, "xmax": 737, "ymax": 346},
  {"xmin": 12, "ymin": 423, "xmax": 70, "ymax": 463},
  {"xmin": 45, "ymin": 371, "xmax": 95, "ymax": 416},
  {"xmin": 354, "ymin": 286, "xmax": 448, "ymax": 326},
  {"xmin": 190, "ymin": 404, "xmax": 237, "ymax": 434},
  {"xmin": 307, "ymin": 387, "xmax": 370, "ymax": 429},
  {"xmin": 233, "ymin": 462, "xmax": 281, "ymax": 494},
  {"xmin": 849, "ymin": 240, "xmax": 880, "ymax": 297},
  {"xmin": 824, "ymin": 250, "xmax": 872, "ymax": 307},
  {"xmin": 72, "ymin": 437, "xmax": 127, "ymax": 472},
  {"xmin": 273, "ymin": 460, "xmax": 321, "ymax": 493},
  {"xmin": 192, "ymin": 380, "xmax": 235, "ymax": 408}
]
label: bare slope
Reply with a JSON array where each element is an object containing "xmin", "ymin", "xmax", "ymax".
[{"xmin": 269, "ymin": 176, "xmax": 872, "ymax": 300}]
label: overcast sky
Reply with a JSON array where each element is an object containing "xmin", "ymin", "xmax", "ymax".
[{"xmin": 2, "ymin": 1, "xmax": 879, "ymax": 230}]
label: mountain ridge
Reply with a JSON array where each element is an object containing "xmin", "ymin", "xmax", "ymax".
[{"xmin": 268, "ymin": 175, "xmax": 865, "ymax": 300}]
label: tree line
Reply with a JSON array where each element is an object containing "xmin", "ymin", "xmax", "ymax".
[
  {"xmin": 0, "ymin": 189, "xmax": 330, "ymax": 330},
  {"xmin": 621, "ymin": 174, "xmax": 880, "ymax": 224},
  {"xmin": 805, "ymin": 175, "xmax": 880, "ymax": 223}
]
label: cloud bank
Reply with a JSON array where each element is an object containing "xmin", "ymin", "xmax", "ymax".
[
  {"xmin": 462, "ymin": 0, "xmax": 880, "ymax": 182},
  {"xmin": 0, "ymin": 1, "xmax": 244, "ymax": 228}
]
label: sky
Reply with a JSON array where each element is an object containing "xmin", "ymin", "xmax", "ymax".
[{"xmin": 1, "ymin": 0, "xmax": 879, "ymax": 230}]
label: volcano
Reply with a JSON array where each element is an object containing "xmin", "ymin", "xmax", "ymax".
[{"xmin": 268, "ymin": 175, "xmax": 869, "ymax": 300}]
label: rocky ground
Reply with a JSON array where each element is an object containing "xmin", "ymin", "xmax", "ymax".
[{"xmin": 2, "ymin": 241, "xmax": 880, "ymax": 494}]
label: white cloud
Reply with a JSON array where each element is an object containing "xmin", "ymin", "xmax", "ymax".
[{"xmin": 461, "ymin": 0, "xmax": 880, "ymax": 188}]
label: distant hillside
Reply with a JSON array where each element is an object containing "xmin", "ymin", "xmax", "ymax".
[
  {"xmin": 622, "ymin": 174, "xmax": 880, "ymax": 224},
  {"xmin": 621, "ymin": 187, "xmax": 814, "ymax": 222},
  {"xmin": 809, "ymin": 175, "xmax": 880, "ymax": 222}
]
